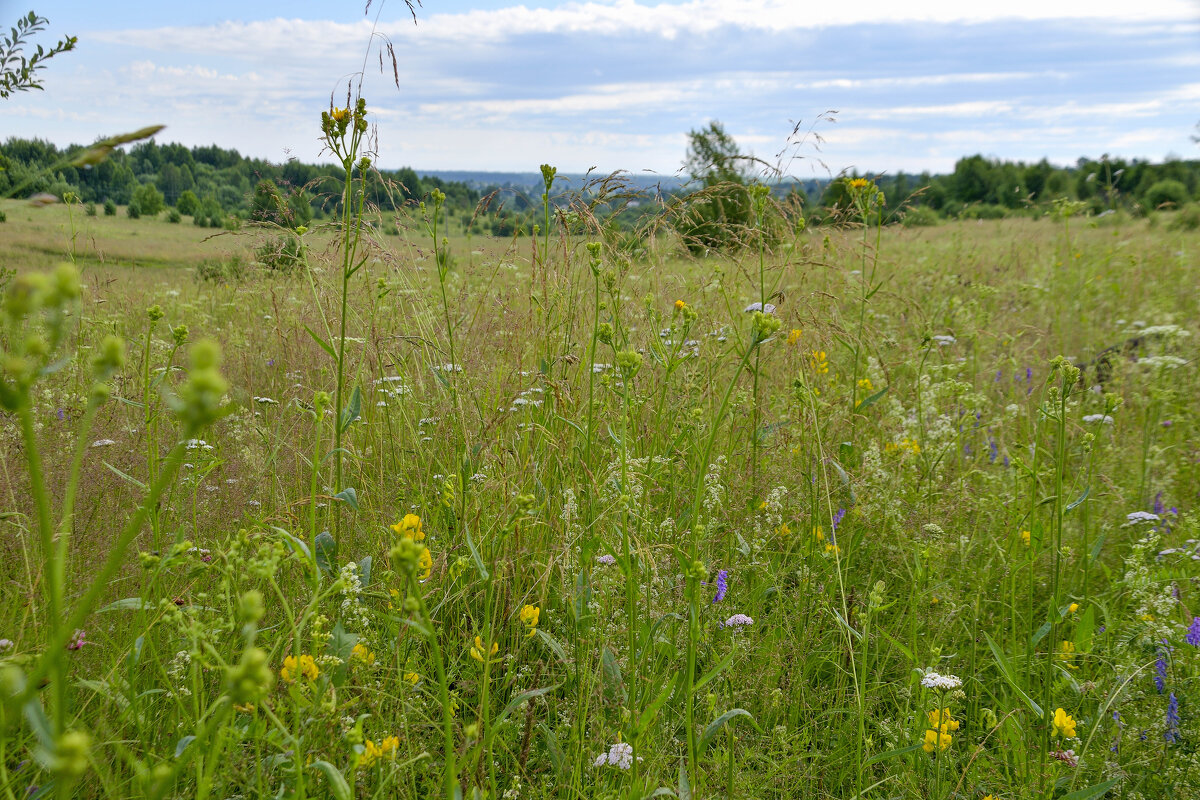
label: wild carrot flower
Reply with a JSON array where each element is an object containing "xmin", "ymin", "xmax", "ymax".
[
  {"xmin": 712, "ymin": 569, "xmax": 728, "ymax": 603},
  {"xmin": 594, "ymin": 742, "xmax": 637, "ymax": 769},
  {"xmin": 919, "ymin": 672, "xmax": 962, "ymax": 691},
  {"xmin": 280, "ymin": 654, "xmax": 319, "ymax": 683},
  {"xmin": 519, "ymin": 605, "xmax": 540, "ymax": 637},
  {"xmin": 1052, "ymin": 708, "xmax": 1076, "ymax": 738}
]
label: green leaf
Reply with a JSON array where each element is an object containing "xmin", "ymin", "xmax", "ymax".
[
  {"xmin": 310, "ymin": 760, "xmax": 352, "ymax": 800},
  {"xmin": 23, "ymin": 693, "xmax": 52, "ymax": 751},
  {"xmin": 693, "ymin": 652, "xmax": 733, "ymax": 694},
  {"xmin": 698, "ymin": 708, "xmax": 759, "ymax": 754},
  {"xmin": 314, "ymin": 531, "xmax": 337, "ymax": 576},
  {"xmin": 862, "ymin": 742, "xmax": 922, "ymax": 767},
  {"xmin": 463, "ymin": 523, "xmax": 489, "ymax": 580},
  {"xmin": 601, "ymin": 646, "xmax": 627, "ymax": 705},
  {"xmin": 103, "ymin": 461, "xmax": 147, "ymax": 491},
  {"xmin": 494, "ymin": 684, "xmax": 560, "ymax": 729},
  {"xmin": 1065, "ymin": 486, "xmax": 1090, "ymax": 512},
  {"xmin": 174, "ymin": 735, "xmax": 196, "ymax": 758},
  {"xmin": 533, "ymin": 628, "xmax": 569, "ymax": 664},
  {"xmin": 1074, "ymin": 606, "xmax": 1095, "ymax": 652},
  {"xmin": 328, "ymin": 620, "xmax": 358, "ymax": 662},
  {"xmin": 1060, "ymin": 778, "xmax": 1121, "ymax": 800},
  {"xmin": 338, "ymin": 385, "xmax": 362, "ymax": 433},
  {"xmin": 856, "ymin": 385, "xmax": 889, "ymax": 411},
  {"xmin": 357, "ymin": 555, "xmax": 372, "ymax": 587},
  {"xmin": 678, "ymin": 757, "xmax": 692, "ymax": 800},
  {"xmin": 303, "ymin": 324, "xmax": 337, "ymax": 362},
  {"xmin": 333, "ymin": 487, "xmax": 359, "ymax": 511},
  {"xmin": 98, "ymin": 598, "xmax": 150, "ymax": 612},
  {"xmin": 636, "ymin": 674, "xmax": 678, "ymax": 737},
  {"xmin": 984, "ymin": 632, "xmax": 1043, "ymax": 717},
  {"xmin": 1031, "ymin": 620, "xmax": 1052, "ymax": 647}
]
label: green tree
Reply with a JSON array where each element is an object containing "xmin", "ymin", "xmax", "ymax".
[
  {"xmin": 131, "ymin": 182, "xmax": 164, "ymax": 216},
  {"xmin": 676, "ymin": 121, "xmax": 759, "ymax": 253},
  {"xmin": 176, "ymin": 189, "xmax": 200, "ymax": 217}
]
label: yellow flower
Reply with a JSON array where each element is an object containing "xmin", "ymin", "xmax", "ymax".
[
  {"xmin": 857, "ymin": 377, "xmax": 873, "ymax": 392},
  {"xmin": 674, "ymin": 299, "xmax": 686, "ymax": 311},
  {"xmin": 360, "ymin": 735, "xmax": 399, "ymax": 768},
  {"xmin": 331, "ymin": 107, "xmax": 351, "ymax": 125},
  {"xmin": 519, "ymin": 604, "xmax": 540, "ymax": 638},
  {"xmin": 391, "ymin": 513, "xmax": 425, "ymax": 542},
  {"xmin": 416, "ymin": 547, "xmax": 433, "ymax": 582},
  {"xmin": 809, "ymin": 350, "xmax": 829, "ymax": 375},
  {"xmin": 777, "ymin": 522, "xmax": 792, "ymax": 538},
  {"xmin": 1068, "ymin": 602, "xmax": 1079, "ymax": 614},
  {"xmin": 812, "ymin": 526, "xmax": 825, "ymax": 542},
  {"xmin": 983, "ymin": 795, "xmax": 997, "ymax": 800},
  {"xmin": 824, "ymin": 542, "xmax": 841, "ymax": 556},
  {"xmin": 1057, "ymin": 640, "xmax": 1078, "ymax": 670},
  {"xmin": 1052, "ymin": 708, "xmax": 1076, "ymax": 738},
  {"xmin": 1020, "ymin": 530, "xmax": 1031, "ymax": 547},
  {"xmin": 403, "ymin": 671, "xmax": 420, "ymax": 685},
  {"xmin": 233, "ymin": 702, "xmax": 256, "ymax": 714},
  {"xmin": 786, "ymin": 328, "xmax": 802, "ymax": 346},
  {"xmin": 927, "ymin": 708, "xmax": 960, "ymax": 733},
  {"xmin": 922, "ymin": 727, "xmax": 952, "ymax": 753},
  {"xmin": 280, "ymin": 654, "xmax": 319, "ymax": 683},
  {"xmin": 848, "ymin": 177, "xmax": 871, "ymax": 190},
  {"xmin": 469, "ymin": 636, "xmax": 499, "ymax": 663},
  {"xmin": 352, "ymin": 643, "xmax": 376, "ymax": 666}
]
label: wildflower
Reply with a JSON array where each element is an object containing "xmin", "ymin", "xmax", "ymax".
[
  {"xmin": 391, "ymin": 514, "xmax": 425, "ymax": 542},
  {"xmin": 66, "ymin": 629, "xmax": 88, "ymax": 651},
  {"xmin": 824, "ymin": 542, "xmax": 841, "ymax": 556},
  {"xmin": 857, "ymin": 377, "xmax": 873, "ymax": 393},
  {"xmin": 743, "ymin": 301, "xmax": 776, "ymax": 314},
  {"xmin": 712, "ymin": 569, "xmax": 728, "ymax": 603},
  {"xmin": 470, "ymin": 636, "xmax": 499, "ymax": 663},
  {"xmin": 1186, "ymin": 617, "xmax": 1200, "ymax": 647},
  {"xmin": 1165, "ymin": 692, "xmax": 1181, "ymax": 744},
  {"xmin": 831, "ymin": 508, "xmax": 846, "ymax": 532},
  {"xmin": 922, "ymin": 727, "xmax": 952, "ymax": 753},
  {"xmin": 809, "ymin": 350, "xmax": 829, "ymax": 375},
  {"xmin": 280, "ymin": 654, "xmax": 319, "ymax": 683},
  {"xmin": 416, "ymin": 547, "xmax": 433, "ymax": 582},
  {"xmin": 919, "ymin": 672, "xmax": 962, "ymax": 691},
  {"xmin": 1058, "ymin": 641, "xmax": 1078, "ymax": 670},
  {"xmin": 812, "ymin": 526, "xmax": 825, "ymax": 542},
  {"xmin": 403, "ymin": 671, "xmax": 420, "ymax": 685},
  {"xmin": 928, "ymin": 708, "xmax": 960, "ymax": 733},
  {"xmin": 1081, "ymin": 414, "xmax": 1114, "ymax": 425},
  {"xmin": 361, "ymin": 735, "xmax": 399, "ymax": 768},
  {"xmin": 1068, "ymin": 603, "xmax": 1079, "ymax": 614},
  {"xmin": 594, "ymin": 742, "xmax": 636, "ymax": 770},
  {"xmin": 1154, "ymin": 642, "xmax": 1169, "ymax": 693},
  {"xmin": 90, "ymin": 439, "xmax": 116, "ymax": 448},
  {"xmin": 1049, "ymin": 749, "xmax": 1078, "ymax": 767},
  {"xmin": 1052, "ymin": 708, "xmax": 1076, "ymax": 738},
  {"xmin": 0, "ymin": 639, "xmax": 12, "ymax": 651},
  {"xmin": 519, "ymin": 605, "xmax": 540, "ymax": 638},
  {"xmin": 351, "ymin": 643, "xmax": 376, "ymax": 667},
  {"xmin": 1020, "ymin": 530, "xmax": 1031, "ymax": 547},
  {"xmin": 674, "ymin": 299, "xmax": 686, "ymax": 311},
  {"xmin": 596, "ymin": 554, "xmax": 616, "ymax": 565},
  {"xmin": 931, "ymin": 334, "xmax": 957, "ymax": 346},
  {"xmin": 787, "ymin": 328, "xmax": 802, "ymax": 346},
  {"xmin": 848, "ymin": 177, "xmax": 870, "ymax": 190},
  {"xmin": 722, "ymin": 614, "xmax": 754, "ymax": 629},
  {"xmin": 1123, "ymin": 511, "xmax": 1160, "ymax": 527}
]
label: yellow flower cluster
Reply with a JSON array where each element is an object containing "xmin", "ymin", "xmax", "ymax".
[
  {"xmin": 674, "ymin": 299, "xmax": 687, "ymax": 311},
  {"xmin": 787, "ymin": 328, "xmax": 802, "ymax": 346},
  {"xmin": 809, "ymin": 350, "xmax": 829, "ymax": 375},
  {"xmin": 922, "ymin": 708, "xmax": 959, "ymax": 753},
  {"xmin": 519, "ymin": 604, "xmax": 540, "ymax": 638},
  {"xmin": 360, "ymin": 735, "xmax": 399, "ymax": 768},
  {"xmin": 391, "ymin": 513, "xmax": 425, "ymax": 542},
  {"xmin": 470, "ymin": 636, "xmax": 499, "ymax": 663},
  {"xmin": 1020, "ymin": 529, "xmax": 1031, "ymax": 547},
  {"xmin": 280, "ymin": 654, "xmax": 319, "ymax": 683},
  {"xmin": 1052, "ymin": 708, "xmax": 1076, "ymax": 738},
  {"xmin": 884, "ymin": 437, "xmax": 921, "ymax": 455},
  {"xmin": 848, "ymin": 177, "xmax": 871, "ymax": 190},
  {"xmin": 352, "ymin": 643, "xmax": 375, "ymax": 666},
  {"xmin": 1057, "ymin": 640, "xmax": 1078, "ymax": 670}
]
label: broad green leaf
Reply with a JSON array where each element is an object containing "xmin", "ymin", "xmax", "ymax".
[
  {"xmin": 698, "ymin": 708, "xmax": 759, "ymax": 754},
  {"xmin": 103, "ymin": 461, "xmax": 147, "ymax": 491},
  {"xmin": 984, "ymin": 632, "xmax": 1043, "ymax": 717},
  {"xmin": 333, "ymin": 487, "xmax": 359, "ymax": 511},
  {"xmin": 338, "ymin": 385, "xmax": 362, "ymax": 433},
  {"xmin": 314, "ymin": 531, "xmax": 337, "ymax": 576},
  {"xmin": 1060, "ymin": 778, "xmax": 1121, "ymax": 800},
  {"xmin": 464, "ymin": 523, "xmax": 489, "ymax": 580},
  {"xmin": 494, "ymin": 684, "xmax": 560, "ymax": 729},
  {"xmin": 303, "ymin": 324, "xmax": 337, "ymax": 362},
  {"xmin": 174, "ymin": 735, "xmax": 196, "ymax": 758},
  {"xmin": 601, "ymin": 646, "xmax": 627, "ymax": 705},
  {"xmin": 310, "ymin": 760, "xmax": 351, "ymax": 800},
  {"xmin": 637, "ymin": 675, "xmax": 678, "ymax": 737},
  {"xmin": 98, "ymin": 597, "xmax": 149, "ymax": 613},
  {"xmin": 693, "ymin": 652, "xmax": 733, "ymax": 694}
]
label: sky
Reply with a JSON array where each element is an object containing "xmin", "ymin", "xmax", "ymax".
[{"xmin": 5, "ymin": 0, "xmax": 1200, "ymax": 178}]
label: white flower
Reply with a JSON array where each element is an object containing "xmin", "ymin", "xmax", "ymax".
[
  {"xmin": 1081, "ymin": 414, "xmax": 1114, "ymax": 424},
  {"xmin": 90, "ymin": 439, "xmax": 116, "ymax": 448},
  {"xmin": 594, "ymin": 742, "xmax": 636, "ymax": 770},
  {"xmin": 743, "ymin": 301, "xmax": 777, "ymax": 314},
  {"xmin": 1123, "ymin": 511, "xmax": 1161, "ymax": 527},
  {"xmin": 919, "ymin": 671, "xmax": 962, "ymax": 691},
  {"xmin": 253, "ymin": 396, "xmax": 278, "ymax": 405},
  {"xmin": 931, "ymin": 335, "xmax": 957, "ymax": 346}
]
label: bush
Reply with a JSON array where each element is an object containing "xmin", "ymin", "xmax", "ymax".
[
  {"xmin": 196, "ymin": 254, "xmax": 248, "ymax": 283},
  {"xmin": 103, "ymin": 198, "xmax": 116, "ymax": 216},
  {"xmin": 126, "ymin": 202, "xmax": 141, "ymax": 219},
  {"xmin": 193, "ymin": 214, "xmax": 208, "ymax": 228},
  {"xmin": 1144, "ymin": 179, "xmax": 1189, "ymax": 210},
  {"xmin": 901, "ymin": 205, "xmax": 940, "ymax": 227},
  {"xmin": 0, "ymin": 209, "xmax": 6, "ymax": 223},
  {"xmin": 132, "ymin": 183, "xmax": 165, "ymax": 217},
  {"xmin": 959, "ymin": 203, "xmax": 1007, "ymax": 220},
  {"xmin": 254, "ymin": 234, "xmax": 307, "ymax": 274},
  {"xmin": 176, "ymin": 190, "xmax": 200, "ymax": 218},
  {"xmin": 1170, "ymin": 203, "xmax": 1200, "ymax": 231},
  {"xmin": 167, "ymin": 208, "xmax": 182, "ymax": 224},
  {"xmin": 84, "ymin": 202, "xmax": 97, "ymax": 217}
]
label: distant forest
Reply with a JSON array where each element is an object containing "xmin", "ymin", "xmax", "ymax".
[{"xmin": 2, "ymin": 136, "xmax": 1198, "ymax": 236}]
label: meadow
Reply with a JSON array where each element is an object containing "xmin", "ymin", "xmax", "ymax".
[{"xmin": 0, "ymin": 126, "xmax": 1198, "ymax": 800}]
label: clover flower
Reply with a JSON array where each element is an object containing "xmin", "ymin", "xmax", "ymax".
[
  {"xmin": 66, "ymin": 629, "xmax": 88, "ymax": 651},
  {"xmin": 1049, "ymin": 748, "xmax": 1078, "ymax": 767},
  {"xmin": 596, "ymin": 554, "xmax": 616, "ymax": 565},
  {"xmin": 712, "ymin": 569, "xmax": 728, "ymax": 604}
]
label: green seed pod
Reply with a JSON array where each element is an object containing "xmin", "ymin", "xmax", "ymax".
[{"xmin": 225, "ymin": 647, "xmax": 275, "ymax": 705}]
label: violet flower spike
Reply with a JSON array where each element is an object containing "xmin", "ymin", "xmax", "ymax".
[{"xmin": 712, "ymin": 569, "xmax": 728, "ymax": 604}]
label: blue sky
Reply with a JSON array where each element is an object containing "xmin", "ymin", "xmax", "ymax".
[{"xmin": 6, "ymin": 1, "xmax": 1200, "ymax": 177}]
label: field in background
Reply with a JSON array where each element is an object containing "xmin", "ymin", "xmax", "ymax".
[{"xmin": 1, "ymin": 192, "xmax": 1198, "ymax": 799}]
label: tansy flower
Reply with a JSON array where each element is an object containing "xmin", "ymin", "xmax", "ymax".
[
  {"xmin": 470, "ymin": 636, "xmax": 499, "ymax": 663},
  {"xmin": 352, "ymin": 643, "xmax": 375, "ymax": 666},
  {"xmin": 391, "ymin": 514, "xmax": 425, "ymax": 542},
  {"xmin": 1052, "ymin": 708, "xmax": 1076, "ymax": 738},
  {"xmin": 280, "ymin": 654, "xmax": 319, "ymax": 683},
  {"xmin": 786, "ymin": 328, "xmax": 802, "ymax": 346},
  {"xmin": 519, "ymin": 604, "xmax": 540, "ymax": 637}
]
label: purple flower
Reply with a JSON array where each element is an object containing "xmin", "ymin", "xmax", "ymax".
[
  {"xmin": 831, "ymin": 508, "xmax": 846, "ymax": 532},
  {"xmin": 1154, "ymin": 641, "xmax": 1169, "ymax": 694},
  {"xmin": 712, "ymin": 569, "xmax": 728, "ymax": 603},
  {"xmin": 1186, "ymin": 617, "xmax": 1200, "ymax": 647},
  {"xmin": 56, "ymin": 408, "xmax": 64, "ymax": 422},
  {"xmin": 1153, "ymin": 492, "xmax": 1165, "ymax": 516},
  {"xmin": 66, "ymin": 629, "xmax": 88, "ymax": 651},
  {"xmin": 988, "ymin": 438, "xmax": 999, "ymax": 463},
  {"xmin": 1165, "ymin": 692, "xmax": 1180, "ymax": 744},
  {"xmin": 722, "ymin": 613, "xmax": 754, "ymax": 629}
]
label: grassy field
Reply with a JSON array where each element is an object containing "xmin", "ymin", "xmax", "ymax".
[{"xmin": 0, "ymin": 182, "xmax": 1198, "ymax": 800}]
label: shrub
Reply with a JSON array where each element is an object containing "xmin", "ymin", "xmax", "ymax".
[
  {"xmin": 901, "ymin": 205, "xmax": 940, "ymax": 227},
  {"xmin": 1169, "ymin": 203, "xmax": 1200, "ymax": 231},
  {"xmin": 959, "ymin": 203, "xmax": 1007, "ymax": 220},
  {"xmin": 1143, "ymin": 179, "xmax": 1188, "ymax": 210},
  {"xmin": 176, "ymin": 190, "xmax": 200, "ymax": 218},
  {"xmin": 84, "ymin": 202, "xmax": 96, "ymax": 217},
  {"xmin": 0, "ymin": 209, "xmax": 6, "ymax": 223},
  {"xmin": 126, "ymin": 202, "xmax": 141, "ymax": 219},
  {"xmin": 132, "ymin": 183, "xmax": 165, "ymax": 217},
  {"xmin": 167, "ymin": 208, "xmax": 181, "ymax": 224},
  {"xmin": 196, "ymin": 254, "xmax": 248, "ymax": 282},
  {"xmin": 103, "ymin": 198, "xmax": 116, "ymax": 216},
  {"xmin": 254, "ymin": 234, "xmax": 307, "ymax": 274}
]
